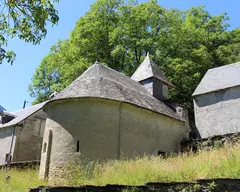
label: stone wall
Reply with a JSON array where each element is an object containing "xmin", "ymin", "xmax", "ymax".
[
  {"xmin": 181, "ymin": 132, "xmax": 240, "ymax": 152},
  {"xmin": 120, "ymin": 103, "xmax": 187, "ymax": 157},
  {"xmin": 13, "ymin": 117, "xmax": 44, "ymax": 162},
  {"xmin": 140, "ymin": 78, "xmax": 169, "ymax": 101},
  {"xmin": 30, "ymin": 179, "xmax": 240, "ymax": 192},
  {"xmin": 0, "ymin": 160, "xmax": 39, "ymax": 169},
  {"xmin": 194, "ymin": 86, "xmax": 240, "ymax": 138},
  {"xmin": 0, "ymin": 126, "xmax": 16, "ymax": 165},
  {"xmin": 39, "ymin": 98, "xmax": 187, "ymax": 180}
]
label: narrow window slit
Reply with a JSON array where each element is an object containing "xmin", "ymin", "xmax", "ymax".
[
  {"xmin": 77, "ymin": 140, "xmax": 80, "ymax": 152},
  {"xmin": 43, "ymin": 142, "xmax": 47, "ymax": 153}
]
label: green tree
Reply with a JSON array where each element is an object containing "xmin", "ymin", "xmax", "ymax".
[
  {"xmin": 29, "ymin": 0, "xmax": 240, "ymax": 122},
  {"xmin": 69, "ymin": 0, "xmax": 123, "ymax": 68},
  {"xmin": 159, "ymin": 6, "xmax": 230, "ymax": 109},
  {"xmin": 216, "ymin": 28, "xmax": 240, "ymax": 65},
  {"xmin": 29, "ymin": 0, "xmax": 123, "ymax": 103},
  {"xmin": 29, "ymin": 40, "xmax": 90, "ymax": 104},
  {"xmin": 0, "ymin": 0, "xmax": 59, "ymax": 64}
]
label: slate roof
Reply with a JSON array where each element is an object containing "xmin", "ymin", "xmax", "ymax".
[
  {"xmin": 0, "ymin": 105, "xmax": 6, "ymax": 113},
  {"xmin": 0, "ymin": 101, "xmax": 47, "ymax": 129},
  {"xmin": 131, "ymin": 54, "xmax": 174, "ymax": 87},
  {"xmin": 193, "ymin": 62, "xmax": 240, "ymax": 96},
  {"xmin": 52, "ymin": 62, "xmax": 184, "ymax": 121}
]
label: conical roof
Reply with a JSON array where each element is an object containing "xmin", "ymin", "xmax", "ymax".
[
  {"xmin": 131, "ymin": 54, "xmax": 174, "ymax": 87},
  {"xmin": 52, "ymin": 62, "xmax": 183, "ymax": 121}
]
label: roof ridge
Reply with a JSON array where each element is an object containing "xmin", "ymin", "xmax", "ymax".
[{"xmin": 208, "ymin": 62, "xmax": 240, "ymax": 71}]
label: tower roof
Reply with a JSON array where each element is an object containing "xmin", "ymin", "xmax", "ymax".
[
  {"xmin": 131, "ymin": 54, "xmax": 174, "ymax": 87},
  {"xmin": 52, "ymin": 62, "xmax": 183, "ymax": 121}
]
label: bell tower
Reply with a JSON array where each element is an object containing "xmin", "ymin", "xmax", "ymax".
[{"xmin": 131, "ymin": 54, "xmax": 174, "ymax": 102}]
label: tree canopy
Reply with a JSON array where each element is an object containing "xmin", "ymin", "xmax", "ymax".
[
  {"xmin": 29, "ymin": 0, "xmax": 240, "ymax": 119},
  {"xmin": 0, "ymin": 0, "xmax": 59, "ymax": 64}
]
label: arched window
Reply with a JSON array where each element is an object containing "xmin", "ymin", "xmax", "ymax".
[
  {"xmin": 76, "ymin": 140, "xmax": 80, "ymax": 152},
  {"xmin": 43, "ymin": 142, "xmax": 47, "ymax": 153}
]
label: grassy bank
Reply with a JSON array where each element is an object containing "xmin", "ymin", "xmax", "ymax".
[
  {"xmin": 62, "ymin": 144, "xmax": 240, "ymax": 186},
  {"xmin": 1, "ymin": 144, "xmax": 240, "ymax": 191},
  {"xmin": 0, "ymin": 168, "xmax": 45, "ymax": 192}
]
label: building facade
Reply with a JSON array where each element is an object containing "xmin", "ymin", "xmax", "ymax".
[
  {"xmin": 0, "ymin": 102, "xmax": 46, "ymax": 165},
  {"xmin": 193, "ymin": 62, "xmax": 240, "ymax": 138},
  {"xmin": 39, "ymin": 56, "xmax": 189, "ymax": 180}
]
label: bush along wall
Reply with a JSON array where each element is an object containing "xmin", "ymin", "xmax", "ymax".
[{"xmin": 181, "ymin": 132, "xmax": 240, "ymax": 152}]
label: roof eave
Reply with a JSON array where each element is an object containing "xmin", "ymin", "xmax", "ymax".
[
  {"xmin": 47, "ymin": 96, "xmax": 185, "ymax": 122},
  {"xmin": 0, "ymin": 101, "xmax": 48, "ymax": 129},
  {"xmin": 192, "ymin": 84, "xmax": 240, "ymax": 97}
]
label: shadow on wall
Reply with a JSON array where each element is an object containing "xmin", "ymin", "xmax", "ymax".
[
  {"xmin": 194, "ymin": 86, "xmax": 240, "ymax": 107},
  {"xmin": 0, "ymin": 128, "xmax": 14, "ymax": 139},
  {"xmin": 189, "ymin": 128, "xmax": 201, "ymax": 139}
]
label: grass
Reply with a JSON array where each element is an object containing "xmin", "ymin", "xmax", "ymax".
[
  {"xmin": 1, "ymin": 143, "xmax": 240, "ymax": 191},
  {"xmin": 0, "ymin": 167, "xmax": 46, "ymax": 192},
  {"xmin": 62, "ymin": 144, "xmax": 240, "ymax": 186}
]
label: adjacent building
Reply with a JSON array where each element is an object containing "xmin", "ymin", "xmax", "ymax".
[
  {"xmin": 0, "ymin": 105, "xmax": 6, "ymax": 113},
  {"xmin": 0, "ymin": 102, "xmax": 46, "ymax": 165},
  {"xmin": 193, "ymin": 62, "xmax": 240, "ymax": 138}
]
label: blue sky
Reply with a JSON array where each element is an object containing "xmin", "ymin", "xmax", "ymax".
[{"xmin": 1, "ymin": 0, "xmax": 240, "ymax": 112}]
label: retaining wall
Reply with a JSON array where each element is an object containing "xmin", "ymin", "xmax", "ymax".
[
  {"xmin": 0, "ymin": 160, "xmax": 39, "ymax": 169},
  {"xmin": 30, "ymin": 179, "xmax": 240, "ymax": 192},
  {"xmin": 181, "ymin": 132, "xmax": 240, "ymax": 152}
]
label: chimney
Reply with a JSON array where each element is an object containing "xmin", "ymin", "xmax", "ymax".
[{"xmin": 49, "ymin": 91, "xmax": 59, "ymax": 99}]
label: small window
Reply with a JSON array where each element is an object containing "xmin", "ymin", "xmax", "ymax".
[
  {"xmin": 76, "ymin": 140, "xmax": 80, "ymax": 152},
  {"xmin": 158, "ymin": 151, "xmax": 166, "ymax": 158},
  {"xmin": 43, "ymin": 142, "xmax": 47, "ymax": 153},
  {"xmin": 5, "ymin": 153, "xmax": 12, "ymax": 163}
]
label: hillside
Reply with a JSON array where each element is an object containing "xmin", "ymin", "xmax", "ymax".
[{"xmin": 1, "ymin": 143, "xmax": 240, "ymax": 192}]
